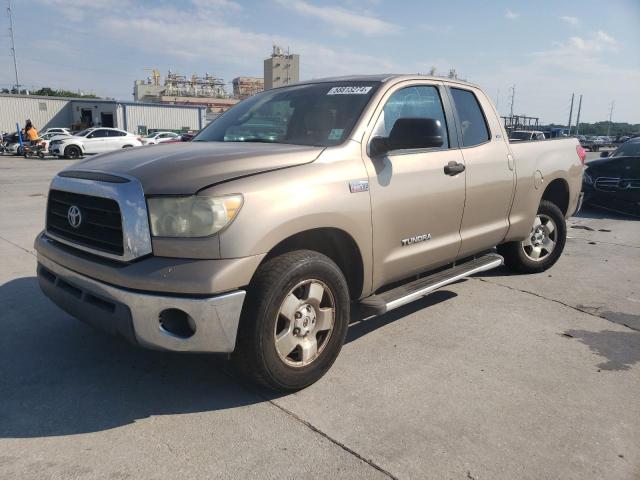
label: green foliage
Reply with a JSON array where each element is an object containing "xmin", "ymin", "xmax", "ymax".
[{"xmin": 32, "ymin": 87, "xmax": 100, "ymax": 98}]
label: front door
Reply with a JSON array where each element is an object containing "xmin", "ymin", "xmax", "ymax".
[
  {"xmin": 83, "ymin": 129, "xmax": 108, "ymax": 153},
  {"xmin": 362, "ymin": 82, "xmax": 466, "ymax": 290}
]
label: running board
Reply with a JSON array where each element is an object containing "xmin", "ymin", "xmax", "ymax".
[{"xmin": 358, "ymin": 253, "xmax": 503, "ymax": 316}]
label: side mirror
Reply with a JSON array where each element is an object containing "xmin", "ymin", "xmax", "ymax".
[
  {"xmin": 600, "ymin": 151, "xmax": 609, "ymax": 158},
  {"xmin": 370, "ymin": 118, "xmax": 444, "ymax": 157}
]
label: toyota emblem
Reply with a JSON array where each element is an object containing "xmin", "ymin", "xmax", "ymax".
[{"xmin": 67, "ymin": 205, "xmax": 82, "ymax": 228}]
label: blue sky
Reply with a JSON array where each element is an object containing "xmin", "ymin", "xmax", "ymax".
[{"xmin": 3, "ymin": 0, "xmax": 640, "ymax": 123}]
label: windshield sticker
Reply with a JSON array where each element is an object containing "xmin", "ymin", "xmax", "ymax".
[
  {"xmin": 328, "ymin": 128, "xmax": 344, "ymax": 140},
  {"xmin": 327, "ymin": 86, "xmax": 372, "ymax": 95}
]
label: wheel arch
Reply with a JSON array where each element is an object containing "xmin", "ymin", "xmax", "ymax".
[
  {"xmin": 541, "ymin": 178, "xmax": 570, "ymax": 216},
  {"xmin": 259, "ymin": 227, "xmax": 365, "ymax": 300}
]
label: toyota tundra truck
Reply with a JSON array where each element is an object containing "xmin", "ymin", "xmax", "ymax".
[{"xmin": 35, "ymin": 75, "xmax": 585, "ymax": 391}]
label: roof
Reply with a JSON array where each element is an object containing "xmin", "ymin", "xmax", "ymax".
[
  {"xmin": 293, "ymin": 74, "xmax": 479, "ymax": 89},
  {"xmin": 0, "ymin": 93, "xmax": 205, "ymax": 110}
]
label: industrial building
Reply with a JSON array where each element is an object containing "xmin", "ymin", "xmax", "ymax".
[
  {"xmin": 0, "ymin": 94, "xmax": 206, "ymax": 134},
  {"xmin": 232, "ymin": 77, "xmax": 264, "ymax": 99},
  {"xmin": 264, "ymin": 45, "xmax": 299, "ymax": 90},
  {"xmin": 133, "ymin": 69, "xmax": 239, "ymax": 117}
]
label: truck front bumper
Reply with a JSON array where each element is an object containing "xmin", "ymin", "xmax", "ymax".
[{"xmin": 37, "ymin": 254, "xmax": 246, "ymax": 353}]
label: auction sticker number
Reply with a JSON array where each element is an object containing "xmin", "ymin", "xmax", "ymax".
[{"xmin": 327, "ymin": 86, "xmax": 372, "ymax": 95}]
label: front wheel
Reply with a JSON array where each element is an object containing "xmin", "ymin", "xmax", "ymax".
[
  {"xmin": 232, "ymin": 250, "xmax": 350, "ymax": 391},
  {"xmin": 64, "ymin": 145, "xmax": 82, "ymax": 159},
  {"xmin": 498, "ymin": 200, "xmax": 567, "ymax": 274}
]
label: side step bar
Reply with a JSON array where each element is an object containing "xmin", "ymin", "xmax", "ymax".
[{"xmin": 358, "ymin": 253, "xmax": 503, "ymax": 316}]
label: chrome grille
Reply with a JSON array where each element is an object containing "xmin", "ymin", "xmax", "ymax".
[{"xmin": 47, "ymin": 190, "xmax": 124, "ymax": 255}]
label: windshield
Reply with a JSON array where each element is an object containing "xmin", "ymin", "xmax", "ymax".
[
  {"xmin": 193, "ymin": 81, "xmax": 380, "ymax": 147},
  {"xmin": 145, "ymin": 132, "xmax": 158, "ymax": 138},
  {"xmin": 611, "ymin": 141, "xmax": 640, "ymax": 157},
  {"xmin": 75, "ymin": 129, "xmax": 91, "ymax": 137},
  {"xmin": 510, "ymin": 131, "xmax": 532, "ymax": 140}
]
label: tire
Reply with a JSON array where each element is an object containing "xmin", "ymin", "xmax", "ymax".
[
  {"xmin": 64, "ymin": 145, "xmax": 81, "ymax": 159},
  {"xmin": 37, "ymin": 151, "xmax": 45, "ymax": 159},
  {"xmin": 498, "ymin": 200, "xmax": 566, "ymax": 274},
  {"xmin": 232, "ymin": 250, "xmax": 350, "ymax": 391}
]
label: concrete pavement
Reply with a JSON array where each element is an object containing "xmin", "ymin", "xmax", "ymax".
[{"xmin": 1, "ymin": 155, "xmax": 638, "ymax": 479}]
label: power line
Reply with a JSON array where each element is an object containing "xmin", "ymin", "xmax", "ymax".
[
  {"xmin": 509, "ymin": 85, "xmax": 515, "ymax": 118},
  {"xmin": 567, "ymin": 93, "xmax": 574, "ymax": 135},
  {"xmin": 7, "ymin": 0, "xmax": 20, "ymax": 92}
]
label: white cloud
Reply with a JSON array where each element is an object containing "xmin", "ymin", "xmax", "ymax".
[
  {"xmin": 560, "ymin": 15, "xmax": 579, "ymax": 26},
  {"xmin": 505, "ymin": 9, "xmax": 520, "ymax": 19},
  {"xmin": 565, "ymin": 30, "xmax": 620, "ymax": 53},
  {"xmin": 275, "ymin": 0, "xmax": 400, "ymax": 36}
]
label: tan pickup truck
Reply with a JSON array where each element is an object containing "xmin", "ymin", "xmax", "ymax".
[{"xmin": 35, "ymin": 75, "xmax": 585, "ymax": 390}]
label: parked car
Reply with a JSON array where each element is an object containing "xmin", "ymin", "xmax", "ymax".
[
  {"xmin": 141, "ymin": 131, "xmax": 181, "ymax": 145},
  {"xmin": 35, "ymin": 75, "xmax": 584, "ymax": 391},
  {"xmin": 1, "ymin": 131, "xmax": 20, "ymax": 155},
  {"xmin": 509, "ymin": 130, "xmax": 546, "ymax": 141},
  {"xmin": 33, "ymin": 131, "xmax": 71, "ymax": 157},
  {"xmin": 49, "ymin": 127, "xmax": 142, "ymax": 159},
  {"xmin": 582, "ymin": 137, "xmax": 640, "ymax": 216},
  {"xmin": 579, "ymin": 136, "xmax": 605, "ymax": 152},
  {"xmin": 41, "ymin": 127, "xmax": 72, "ymax": 137}
]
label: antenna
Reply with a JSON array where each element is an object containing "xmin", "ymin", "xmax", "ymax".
[{"xmin": 7, "ymin": 0, "xmax": 20, "ymax": 92}]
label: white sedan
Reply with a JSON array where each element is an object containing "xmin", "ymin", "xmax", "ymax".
[
  {"xmin": 49, "ymin": 127, "xmax": 142, "ymax": 159},
  {"xmin": 141, "ymin": 131, "xmax": 181, "ymax": 145}
]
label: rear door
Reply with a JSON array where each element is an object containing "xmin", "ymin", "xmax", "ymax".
[
  {"xmin": 105, "ymin": 129, "xmax": 127, "ymax": 150},
  {"xmin": 362, "ymin": 81, "xmax": 466, "ymax": 289},
  {"xmin": 448, "ymin": 86, "xmax": 515, "ymax": 258}
]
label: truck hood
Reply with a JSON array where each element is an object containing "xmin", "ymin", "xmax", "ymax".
[{"xmin": 67, "ymin": 142, "xmax": 325, "ymax": 194}]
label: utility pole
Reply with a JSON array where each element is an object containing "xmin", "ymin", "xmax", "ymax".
[
  {"xmin": 509, "ymin": 85, "xmax": 515, "ymax": 118},
  {"xmin": 606, "ymin": 101, "xmax": 614, "ymax": 137},
  {"xmin": 567, "ymin": 93, "xmax": 575, "ymax": 135},
  {"xmin": 7, "ymin": 0, "xmax": 20, "ymax": 93},
  {"xmin": 575, "ymin": 94, "xmax": 583, "ymax": 136}
]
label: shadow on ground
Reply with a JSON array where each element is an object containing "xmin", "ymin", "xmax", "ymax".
[
  {"xmin": 563, "ymin": 329, "xmax": 640, "ymax": 371},
  {"xmin": 0, "ymin": 276, "xmax": 457, "ymax": 439}
]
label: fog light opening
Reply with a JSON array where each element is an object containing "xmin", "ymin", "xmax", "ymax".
[{"xmin": 159, "ymin": 308, "xmax": 196, "ymax": 339}]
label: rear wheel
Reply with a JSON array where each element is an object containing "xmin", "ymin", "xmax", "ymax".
[
  {"xmin": 233, "ymin": 250, "xmax": 350, "ymax": 391},
  {"xmin": 498, "ymin": 200, "xmax": 566, "ymax": 273},
  {"xmin": 64, "ymin": 145, "xmax": 81, "ymax": 159}
]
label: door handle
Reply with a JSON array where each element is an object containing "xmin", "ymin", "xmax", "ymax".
[{"xmin": 444, "ymin": 161, "xmax": 465, "ymax": 176}]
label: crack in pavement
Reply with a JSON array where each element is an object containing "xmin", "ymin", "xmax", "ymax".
[
  {"xmin": 0, "ymin": 234, "xmax": 36, "ymax": 257},
  {"xmin": 475, "ymin": 277, "xmax": 639, "ymax": 332},
  {"xmin": 219, "ymin": 367, "xmax": 399, "ymax": 480}
]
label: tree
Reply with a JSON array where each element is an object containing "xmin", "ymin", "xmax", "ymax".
[{"xmin": 32, "ymin": 87, "xmax": 100, "ymax": 98}]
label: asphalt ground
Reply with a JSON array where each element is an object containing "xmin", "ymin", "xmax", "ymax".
[{"xmin": 0, "ymin": 151, "xmax": 638, "ymax": 479}]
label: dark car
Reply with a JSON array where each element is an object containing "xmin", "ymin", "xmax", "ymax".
[{"xmin": 582, "ymin": 138, "xmax": 640, "ymax": 216}]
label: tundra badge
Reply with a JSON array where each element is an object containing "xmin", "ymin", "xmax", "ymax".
[{"xmin": 401, "ymin": 234, "xmax": 431, "ymax": 246}]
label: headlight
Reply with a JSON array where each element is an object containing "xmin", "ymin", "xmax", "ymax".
[
  {"xmin": 583, "ymin": 169, "xmax": 593, "ymax": 185},
  {"xmin": 147, "ymin": 194, "xmax": 243, "ymax": 237}
]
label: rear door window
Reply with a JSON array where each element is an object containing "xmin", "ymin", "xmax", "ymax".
[{"xmin": 450, "ymin": 88, "xmax": 490, "ymax": 147}]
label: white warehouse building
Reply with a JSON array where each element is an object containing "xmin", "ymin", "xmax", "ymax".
[{"xmin": 0, "ymin": 94, "xmax": 207, "ymax": 134}]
